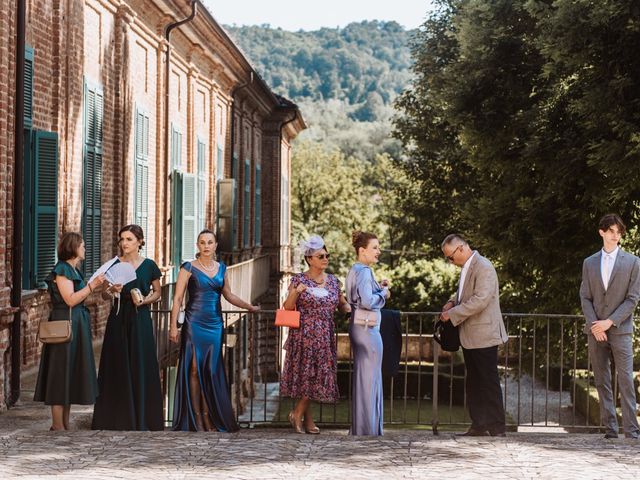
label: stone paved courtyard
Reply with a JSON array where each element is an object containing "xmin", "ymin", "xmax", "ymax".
[{"xmin": 1, "ymin": 395, "xmax": 640, "ymax": 479}]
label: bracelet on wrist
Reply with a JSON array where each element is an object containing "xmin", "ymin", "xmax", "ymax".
[{"xmin": 88, "ymin": 284, "xmax": 93, "ymax": 292}]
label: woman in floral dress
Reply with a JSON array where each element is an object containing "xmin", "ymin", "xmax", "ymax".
[{"xmin": 280, "ymin": 235, "xmax": 351, "ymax": 434}]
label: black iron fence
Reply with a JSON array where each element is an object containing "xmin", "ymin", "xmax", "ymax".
[{"xmin": 151, "ymin": 309, "xmax": 635, "ymax": 433}]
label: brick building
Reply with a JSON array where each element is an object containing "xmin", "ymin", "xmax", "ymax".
[{"xmin": 0, "ymin": 0, "xmax": 304, "ymax": 411}]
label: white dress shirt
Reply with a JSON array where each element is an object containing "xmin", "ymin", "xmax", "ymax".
[
  {"xmin": 600, "ymin": 246, "xmax": 619, "ymax": 290},
  {"xmin": 457, "ymin": 251, "xmax": 477, "ymax": 301}
]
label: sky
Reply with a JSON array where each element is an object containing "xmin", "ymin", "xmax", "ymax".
[{"xmin": 202, "ymin": 1, "xmax": 435, "ymax": 31}]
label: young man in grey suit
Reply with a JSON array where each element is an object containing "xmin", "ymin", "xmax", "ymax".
[
  {"xmin": 440, "ymin": 234, "xmax": 508, "ymax": 436},
  {"xmin": 580, "ymin": 213, "xmax": 640, "ymax": 439}
]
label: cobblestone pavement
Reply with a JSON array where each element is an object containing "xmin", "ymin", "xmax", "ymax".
[{"xmin": 2, "ymin": 397, "xmax": 640, "ymax": 480}]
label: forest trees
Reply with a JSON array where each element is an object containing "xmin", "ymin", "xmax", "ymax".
[{"xmin": 394, "ymin": 0, "xmax": 640, "ymax": 312}]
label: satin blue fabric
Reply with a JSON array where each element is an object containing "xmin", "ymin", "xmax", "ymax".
[
  {"xmin": 346, "ymin": 262, "xmax": 387, "ymax": 436},
  {"xmin": 172, "ymin": 262, "xmax": 239, "ymax": 432}
]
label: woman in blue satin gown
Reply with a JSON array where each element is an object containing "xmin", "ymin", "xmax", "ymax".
[
  {"xmin": 345, "ymin": 231, "xmax": 391, "ymax": 436},
  {"xmin": 169, "ymin": 229, "xmax": 259, "ymax": 432}
]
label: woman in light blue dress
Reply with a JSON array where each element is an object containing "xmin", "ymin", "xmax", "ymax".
[
  {"xmin": 345, "ymin": 230, "xmax": 391, "ymax": 436},
  {"xmin": 169, "ymin": 229, "xmax": 259, "ymax": 432}
]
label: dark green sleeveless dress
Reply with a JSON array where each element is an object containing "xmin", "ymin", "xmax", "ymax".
[
  {"xmin": 33, "ymin": 261, "xmax": 98, "ymax": 405},
  {"xmin": 91, "ymin": 258, "xmax": 163, "ymax": 430}
]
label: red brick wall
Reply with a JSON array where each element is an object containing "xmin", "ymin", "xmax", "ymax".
[{"xmin": 0, "ymin": 0, "xmax": 303, "ymax": 411}]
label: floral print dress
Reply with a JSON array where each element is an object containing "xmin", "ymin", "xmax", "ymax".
[{"xmin": 280, "ymin": 273, "xmax": 340, "ymax": 403}]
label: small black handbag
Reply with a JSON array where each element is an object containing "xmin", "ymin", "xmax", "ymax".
[{"xmin": 433, "ymin": 319, "xmax": 460, "ymax": 352}]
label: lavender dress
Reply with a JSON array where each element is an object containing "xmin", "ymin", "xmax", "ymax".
[{"xmin": 346, "ymin": 263, "xmax": 388, "ymax": 436}]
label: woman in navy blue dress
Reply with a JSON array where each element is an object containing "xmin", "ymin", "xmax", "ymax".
[{"xmin": 169, "ymin": 229, "xmax": 259, "ymax": 432}]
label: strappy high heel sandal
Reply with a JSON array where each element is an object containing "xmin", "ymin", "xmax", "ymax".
[{"xmin": 288, "ymin": 411, "xmax": 304, "ymax": 434}]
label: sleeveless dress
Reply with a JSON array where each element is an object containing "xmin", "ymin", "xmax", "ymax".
[
  {"xmin": 34, "ymin": 261, "xmax": 98, "ymax": 405},
  {"xmin": 279, "ymin": 273, "xmax": 340, "ymax": 403},
  {"xmin": 172, "ymin": 261, "xmax": 239, "ymax": 432},
  {"xmin": 91, "ymin": 258, "xmax": 163, "ymax": 431},
  {"xmin": 346, "ymin": 263, "xmax": 387, "ymax": 436}
]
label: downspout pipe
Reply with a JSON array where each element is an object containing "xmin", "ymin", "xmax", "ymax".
[
  {"xmin": 162, "ymin": 0, "xmax": 198, "ymax": 269},
  {"xmin": 10, "ymin": 0, "xmax": 27, "ymax": 406}
]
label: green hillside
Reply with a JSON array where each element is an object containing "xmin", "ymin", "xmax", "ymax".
[{"xmin": 225, "ymin": 21, "xmax": 414, "ymax": 115}]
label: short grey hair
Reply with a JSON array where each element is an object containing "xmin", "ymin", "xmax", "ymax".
[{"xmin": 441, "ymin": 234, "xmax": 467, "ymax": 250}]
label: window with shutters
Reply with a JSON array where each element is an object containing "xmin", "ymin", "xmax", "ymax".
[
  {"xmin": 281, "ymin": 170, "xmax": 290, "ymax": 245},
  {"xmin": 134, "ymin": 108, "xmax": 150, "ymax": 253},
  {"xmin": 254, "ymin": 163, "xmax": 261, "ymax": 245},
  {"xmin": 24, "ymin": 46, "xmax": 34, "ymax": 128},
  {"xmin": 172, "ymin": 170, "xmax": 198, "ymax": 273},
  {"xmin": 171, "ymin": 124, "xmax": 182, "ymax": 170},
  {"xmin": 232, "ymin": 153, "xmax": 239, "ymax": 249},
  {"xmin": 216, "ymin": 144, "xmax": 224, "ymax": 180},
  {"xmin": 83, "ymin": 80, "xmax": 104, "ymax": 276},
  {"xmin": 243, "ymin": 158, "xmax": 251, "ymax": 248},
  {"xmin": 23, "ymin": 131, "xmax": 59, "ymax": 289},
  {"xmin": 181, "ymin": 173, "xmax": 197, "ymax": 261},
  {"xmin": 197, "ymin": 139, "xmax": 207, "ymax": 232}
]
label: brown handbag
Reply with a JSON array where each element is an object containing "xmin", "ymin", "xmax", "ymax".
[
  {"xmin": 38, "ymin": 306, "xmax": 73, "ymax": 344},
  {"xmin": 274, "ymin": 307, "xmax": 300, "ymax": 329}
]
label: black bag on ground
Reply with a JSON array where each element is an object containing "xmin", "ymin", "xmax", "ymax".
[{"xmin": 433, "ymin": 319, "xmax": 460, "ymax": 352}]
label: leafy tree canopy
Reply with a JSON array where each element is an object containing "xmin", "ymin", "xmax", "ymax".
[{"xmin": 394, "ymin": 0, "xmax": 640, "ymax": 313}]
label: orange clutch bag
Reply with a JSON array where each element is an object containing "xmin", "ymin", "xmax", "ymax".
[{"xmin": 274, "ymin": 308, "xmax": 300, "ymax": 328}]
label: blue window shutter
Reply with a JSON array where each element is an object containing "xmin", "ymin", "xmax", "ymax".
[
  {"xmin": 243, "ymin": 158, "xmax": 250, "ymax": 248},
  {"xmin": 33, "ymin": 131, "xmax": 59, "ymax": 288},
  {"xmin": 254, "ymin": 164, "xmax": 261, "ymax": 245},
  {"xmin": 134, "ymin": 108, "xmax": 150, "ymax": 252},
  {"xmin": 83, "ymin": 80, "xmax": 103, "ymax": 276},
  {"xmin": 24, "ymin": 46, "xmax": 34, "ymax": 128},
  {"xmin": 181, "ymin": 173, "xmax": 197, "ymax": 261},
  {"xmin": 197, "ymin": 140, "xmax": 206, "ymax": 232}
]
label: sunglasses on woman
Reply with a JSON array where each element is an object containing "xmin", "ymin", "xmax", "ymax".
[{"xmin": 312, "ymin": 254, "xmax": 330, "ymax": 260}]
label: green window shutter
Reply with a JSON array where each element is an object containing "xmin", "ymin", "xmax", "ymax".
[
  {"xmin": 181, "ymin": 173, "xmax": 197, "ymax": 261},
  {"xmin": 171, "ymin": 125, "xmax": 182, "ymax": 170},
  {"xmin": 243, "ymin": 158, "xmax": 250, "ymax": 248},
  {"xmin": 282, "ymin": 172, "xmax": 289, "ymax": 243},
  {"xmin": 232, "ymin": 153, "xmax": 239, "ymax": 249},
  {"xmin": 172, "ymin": 170, "xmax": 183, "ymax": 276},
  {"xmin": 216, "ymin": 145, "xmax": 224, "ymax": 180},
  {"xmin": 83, "ymin": 80, "xmax": 104, "ymax": 276},
  {"xmin": 135, "ymin": 108, "xmax": 150, "ymax": 252},
  {"xmin": 33, "ymin": 131, "xmax": 59, "ymax": 288},
  {"xmin": 254, "ymin": 164, "xmax": 261, "ymax": 245},
  {"xmin": 22, "ymin": 129, "xmax": 34, "ymax": 288},
  {"xmin": 24, "ymin": 46, "xmax": 34, "ymax": 128},
  {"xmin": 197, "ymin": 140, "xmax": 206, "ymax": 232}
]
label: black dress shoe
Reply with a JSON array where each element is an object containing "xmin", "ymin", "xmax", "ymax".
[
  {"xmin": 456, "ymin": 428, "xmax": 489, "ymax": 437},
  {"xmin": 604, "ymin": 432, "xmax": 618, "ymax": 439}
]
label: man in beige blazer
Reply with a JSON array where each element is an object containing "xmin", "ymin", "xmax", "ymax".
[{"xmin": 440, "ymin": 234, "xmax": 508, "ymax": 436}]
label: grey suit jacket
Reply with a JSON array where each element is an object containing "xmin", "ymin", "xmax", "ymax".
[
  {"xmin": 579, "ymin": 249, "xmax": 640, "ymax": 335},
  {"xmin": 448, "ymin": 252, "xmax": 508, "ymax": 349}
]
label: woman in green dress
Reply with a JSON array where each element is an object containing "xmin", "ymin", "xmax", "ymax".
[
  {"xmin": 34, "ymin": 232, "xmax": 106, "ymax": 431},
  {"xmin": 91, "ymin": 224, "xmax": 164, "ymax": 430}
]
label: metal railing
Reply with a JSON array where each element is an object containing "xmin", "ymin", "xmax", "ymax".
[{"xmin": 151, "ymin": 309, "xmax": 631, "ymax": 433}]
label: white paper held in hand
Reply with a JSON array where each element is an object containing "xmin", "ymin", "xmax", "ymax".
[
  {"xmin": 88, "ymin": 256, "xmax": 119, "ymax": 284},
  {"xmin": 104, "ymin": 262, "xmax": 137, "ymax": 286}
]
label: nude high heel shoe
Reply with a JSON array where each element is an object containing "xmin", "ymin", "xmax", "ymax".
[{"xmin": 288, "ymin": 411, "xmax": 304, "ymax": 434}]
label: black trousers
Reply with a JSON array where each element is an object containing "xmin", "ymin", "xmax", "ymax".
[{"xmin": 462, "ymin": 345, "xmax": 505, "ymax": 433}]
